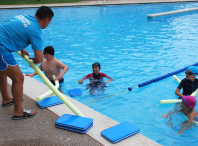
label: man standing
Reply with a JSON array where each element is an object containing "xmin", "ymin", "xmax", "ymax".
[{"xmin": 0, "ymin": 6, "xmax": 54, "ymax": 120}]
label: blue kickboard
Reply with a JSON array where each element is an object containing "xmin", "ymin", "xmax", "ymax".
[
  {"xmin": 55, "ymin": 114, "xmax": 93, "ymax": 133},
  {"xmin": 36, "ymin": 96, "xmax": 63, "ymax": 109},
  {"xmin": 68, "ymin": 88, "xmax": 82, "ymax": 97},
  {"xmin": 55, "ymin": 122, "xmax": 93, "ymax": 134},
  {"xmin": 101, "ymin": 122, "xmax": 140, "ymax": 144}
]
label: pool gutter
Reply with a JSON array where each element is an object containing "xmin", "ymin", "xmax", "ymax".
[{"xmin": 0, "ymin": 0, "xmax": 198, "ymax": 9}]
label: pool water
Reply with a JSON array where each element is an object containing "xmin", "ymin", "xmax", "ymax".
[{"xmin": 1, "ymin": 2, "xmax": 198, "ymax": 145}]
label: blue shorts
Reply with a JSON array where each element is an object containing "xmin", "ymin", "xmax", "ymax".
[{"xmin": 0, "ymin": 54, "xmax": 17, "ymax": 71}]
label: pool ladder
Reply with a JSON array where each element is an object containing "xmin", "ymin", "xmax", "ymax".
[{"xmin": 97, "ymin": 0, "xmax": 105, "ymax": 3}]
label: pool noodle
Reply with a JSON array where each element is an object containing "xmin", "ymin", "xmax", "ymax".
[
  {"xmin": 16, "ymin": 51, "xmax": 84, "ymax": 117},
  {"xmin": 147, "ymin": 7, "xmax": 198, "ymax": 19},
  {"xmin": 36, "ymin": 75, "xmax": 59, "ymax": 101}
]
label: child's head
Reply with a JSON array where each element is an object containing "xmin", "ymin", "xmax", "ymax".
[
  {"xmin": 92, "ymin": 62, "xmax": 100, "ymax": 74},
  {"xmin": 182, "ymin": 95, "xmax": 196, "ymax": 109},
  {"xmin": 92, "ymin": 62, "xmax": 100, "ymax": 69},
  {"xmin": 185, "ymin": 66, "xmax": 198, "ymax": 81},
  {"xmin": 43, "ymin": 46, "xmax": 54, "ymax": 56}
]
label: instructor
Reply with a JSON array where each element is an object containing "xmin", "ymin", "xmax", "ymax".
[{"xmin": 0, "ymin": 6, "xmax": 54, "ymax": 120}]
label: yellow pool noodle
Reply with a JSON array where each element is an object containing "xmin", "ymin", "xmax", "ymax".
[
  {"xmin": 36, "ymin": 75, "xmax": 59, "ymax": 101},
  {"xmin": 16, "ymin": 51, "xmax": 84, "ymax": 117},
  {"xmin": 160, "ymin": 75, "xmax": 198, "ymax": 104},
  {"xmin": 160, "ymin": 99, "xmax": 181, "ymax": 104}
]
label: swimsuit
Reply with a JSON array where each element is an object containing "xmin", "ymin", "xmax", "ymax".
[
  {"xmin": 82, "ymin": 73, "xmax": 111, "ymax": 94},
  {"xmin": 50, "ymin": 78, "xmax": 64, "ymax": 85},
  {"xmin": 82, "ymin": 73, "xmax": 111, "ymax": 83},
  {"xmin": 177, "ymin": 78, "xmax": 198, "ymax": 99}
]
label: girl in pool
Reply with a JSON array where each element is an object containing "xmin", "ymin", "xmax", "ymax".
[{"xmin": 162, "ymin": 95, "xmax": 198, "ymax": 134}]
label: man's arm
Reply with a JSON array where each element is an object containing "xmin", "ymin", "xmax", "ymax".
[
  {"xmin": 175, "ymin": 79, "xmax": 185, "ymax": 98},
  {"xmin": 31, "ymin": 50, "xmax": 43, "ymax": 65},
  {"xmin": 21, "ymin": 49, "xmax": 30, "ymax": 58},
  {"xmin": 175, "ymin": 88, "xmax": 183, "ymax": 98}
]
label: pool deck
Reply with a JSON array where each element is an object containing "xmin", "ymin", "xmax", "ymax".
[{"xmin": 0, "ymin": 0, "xmax": 197, "ymax": 145}]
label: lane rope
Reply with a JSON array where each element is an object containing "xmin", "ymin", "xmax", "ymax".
[{"xmin": 84, "ymin": 85, "xmax": 138, "ymax": 105}]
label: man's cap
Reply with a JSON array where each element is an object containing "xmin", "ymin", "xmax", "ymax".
[{"xmin": 44, "ymin": 46, "xmax": 54, "ymax": 56}]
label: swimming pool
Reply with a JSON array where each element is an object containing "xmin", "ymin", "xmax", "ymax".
[{"xmin": 1, "ymin": 2, "xmax": 198, "ymax": 145}]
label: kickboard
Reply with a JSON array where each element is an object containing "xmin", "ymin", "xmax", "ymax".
[
  {"xmin": 101, "ymin": 122, "xmax": 140, "ymax": 144},
  {"xmin": 68, "ymin": 88, "xmax": 82, "ymax": 96},
  {"xmin": 55, "ymin": 114, "xmax": 93, "ymax": 134},
  {"xmin": 36, "ymin": 96, "xmax": 63, "ymax": 109}
]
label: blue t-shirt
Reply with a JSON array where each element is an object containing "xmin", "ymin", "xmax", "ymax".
[{"xmin": 0, "ymin": 15, "xmax": 42, "ymax": 55}]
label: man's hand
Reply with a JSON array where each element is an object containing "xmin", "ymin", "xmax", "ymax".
[
  {"xmin": 32, "ymin": 50, "xmax": 43, "ymax": 65},
  {"xmin": 21, "ymin": 50, "xmax": 29, "ymax": 58}
]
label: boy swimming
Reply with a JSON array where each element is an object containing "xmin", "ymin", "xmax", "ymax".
[{"xmin": 26, "ymin": 46, "xmax": 69, "ymax": 92}]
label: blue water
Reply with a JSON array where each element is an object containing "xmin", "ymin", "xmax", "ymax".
[{"xmin": 1, "ymin": 2, "xmax": 198, "ymax": 145}]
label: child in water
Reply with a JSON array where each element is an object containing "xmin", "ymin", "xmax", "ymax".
[
  {"xmin": 78, "ymin": 62, "xmax": 113, "ymax": 95},
  {"xmin": 162, "ymin": 95, "xmax": 198, "ymax": 134}
]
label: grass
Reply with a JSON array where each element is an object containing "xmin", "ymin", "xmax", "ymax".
[{"xmin": 0, "ymin": 0, "xmax": 84, "ymax": 5}]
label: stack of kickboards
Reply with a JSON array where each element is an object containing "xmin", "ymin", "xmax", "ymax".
[{"xmin": 55, "ymin": 114, "xmax": 93, "ymax": 134}]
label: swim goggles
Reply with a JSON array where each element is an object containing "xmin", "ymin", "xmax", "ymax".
[
  {"xmin": 182, "ymin": 96, "xmax": 194, "ymax": 109},
  {"xmin": 185, "ymin": 71, "xmax": 193, "ymax": 75},
  {"xmin": 43, "ymin": 52, "xmax": 48, "ymax": 55},
  {"xmin": 92, "ymin": 63, "xmax": 100, "ymax": 66}
]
